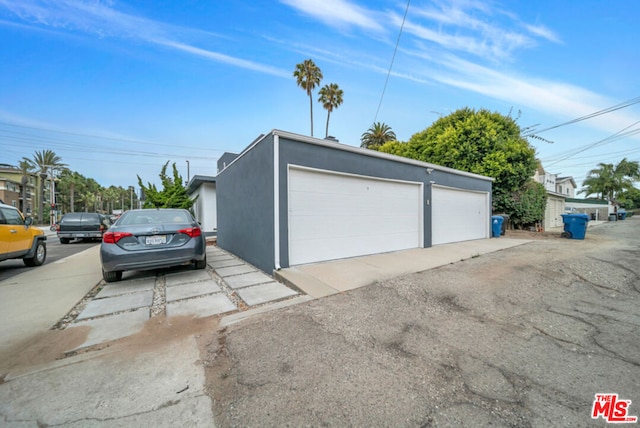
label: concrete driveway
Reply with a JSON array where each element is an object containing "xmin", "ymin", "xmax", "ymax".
[
  {"xmin": 0, "ymin": 243, "xmax": 304, "ymax": 427},
  {"xmin": 208, "ymin": 218, "xmax": 640, "ymax": 426}
]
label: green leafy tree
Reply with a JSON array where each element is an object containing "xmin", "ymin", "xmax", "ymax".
[
  {"xmin": 318, "ymin": 83, "xmax": 344, "ymax": 138},
  {"xmin": 376, "ymin": 108, "xmax": 539, "ymax": 226},
  {"xmin": 137, "ymin": 161, "xmax": 195, "ymax": 210},
  {"xmin": 103, "ymin": 186, "xmax": 121, "ymax": 214},
  {"xmin": 57, "ymin": 169, "xmax": 88, "ymax": 213},
  {"xmin": 79, "ymin": 178, "xmax": 101, "ymax": 212},
  {"xmin": 294, "ymin": 59, "xmax": 323, "ymax": 137},
  {"xmin": 67, "ymin": 172, "xmax": 86, "ymax": 213},
  {"xmin": 581, "ymin": 158, "xmax": 640, "ymax": 203},
  {"xmin": 360, "ymin": 122, "xmax": 396, "ymax": 149},
  {"xmin": 496, "ymin": 180, "xmax": 547, "ymax": 229},
  {"xmin": 617, "ymin": 186, "xmax": 640, "ymax": 209}
]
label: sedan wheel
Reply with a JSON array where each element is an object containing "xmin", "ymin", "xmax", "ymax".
[{"xmin": 102, "ymin": 269, "xmax": 123, "ymax": 283}]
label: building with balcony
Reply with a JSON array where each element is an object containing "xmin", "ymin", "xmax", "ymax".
[{"xmin": 0, "ymin": 163, "xmax": 46, "ymax": 217}]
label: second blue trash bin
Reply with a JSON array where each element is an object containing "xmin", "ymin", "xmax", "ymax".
[
  {"xmin": 560, "ymin": 213, "xmax": 589, "ymax": 239},
  {"xmin": 491, "ymin": 215, "xmax": 504, "ymax": 238}
]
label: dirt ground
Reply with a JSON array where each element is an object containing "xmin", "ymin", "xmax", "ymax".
[{"xmin": 201, "ymin": 220, "xmax": 640, "ymax": 427}]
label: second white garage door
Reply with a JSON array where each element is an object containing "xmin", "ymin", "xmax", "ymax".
[
  {"xmin": 432, "ymin": 185, "xmax": 490, "ymax": 245},
  {"xmin": 288, "ymin": 166, "xmax": 423, "ymax": 266}
]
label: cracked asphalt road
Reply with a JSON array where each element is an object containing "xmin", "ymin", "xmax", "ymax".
[{"xmin": 206, "ymin": 219, "xmax": 640, "ymax": 427}]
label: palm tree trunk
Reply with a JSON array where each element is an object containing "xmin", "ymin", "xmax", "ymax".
[
  {"xmin": 70, "ymin": 184, "xmax": 75, "ymax": 212},
  {"xmin": 325, "ymin": 111, "xmax": 331, "ymax": 138},
  {"xmin": 309, "ymin": 93, "xmax": 314, "ymax": 137}
]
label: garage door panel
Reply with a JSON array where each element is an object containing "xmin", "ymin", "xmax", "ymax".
[
  {"xmin": 291, "ymin": 230, "xmax": 420, "ymax": 263},
  {"xmin": 290, "ymin": 193, "xmax": 417, "ymax": 216},
  {"xmin": 291, "ymin": 188, "xmax": 418, "ymax": 213},
  {"xmin": 289, "ymin": 167, "xmax": 422, "ymax": 265},
  {"xmin": 432, "ymin": 186, "xmax": 489, "ymax": 245},
  {"xmin": 290, "ymin": 213, "xmax": 419, "ymax": 240}
]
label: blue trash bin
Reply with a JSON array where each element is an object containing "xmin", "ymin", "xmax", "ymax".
[
  {"xmin": 560, "ymin": 213, "xmax": 589, "ymax": 240},
  {"xmin": 618, "ymin": 212, "xmax": 627, "ymax": 220},
  {"xmin": 491, "ymin": 215, "xmax": 504, "ymax": 238}
]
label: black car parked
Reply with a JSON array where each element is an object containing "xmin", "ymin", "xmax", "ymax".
[{"xmin": 57, "ymin": 212, "xmax": 111, "ymax": 244}]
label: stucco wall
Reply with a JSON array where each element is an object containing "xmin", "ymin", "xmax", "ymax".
[{"xmin": 216, "ymin": 136, "xmax": 275, "ymax": 273}]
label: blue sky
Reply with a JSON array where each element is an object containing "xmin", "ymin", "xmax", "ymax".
[{"xmin": 1, "ymin": 0, "xmax": 639, "ymax": 191}]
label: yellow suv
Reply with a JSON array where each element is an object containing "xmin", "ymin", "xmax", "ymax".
[{"xmin": 0, "ymin": 203, "xmax": 47, "ymax": 267}]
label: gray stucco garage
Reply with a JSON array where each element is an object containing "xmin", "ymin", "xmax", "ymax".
[{"xmin": 217, "ymin": 130, "xmax": 493, "ymax": 274}]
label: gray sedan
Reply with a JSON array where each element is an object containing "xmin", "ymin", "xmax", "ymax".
[{"xmin": 100, "ymin": 208, "xmax": 207, "ymax": 282}]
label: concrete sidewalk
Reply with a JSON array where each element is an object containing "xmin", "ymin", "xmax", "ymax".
[
  {"xmin": 0, "ymin": 245, "xmax": 102, "ymax": 352},
  {"xmin": 275, "ymin": 238, "xmax": 532, "ymax": 298}
]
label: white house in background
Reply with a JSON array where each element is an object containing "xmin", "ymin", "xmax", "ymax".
[
  {"xmin": 556, "ymin": 177, "xmax": 577, "ymax": 198},
  {"xmin": 533, "ymin": 166, "xmax": 577, "ymax": 230},
  {"xmin": 186, "ymin": 175, "xmax": 217, "ymax": 235}
]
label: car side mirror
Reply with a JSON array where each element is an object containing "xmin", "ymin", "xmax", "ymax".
[{"xmin": 25, "ymin": 217, "xmax": 33, "ymax": 226}]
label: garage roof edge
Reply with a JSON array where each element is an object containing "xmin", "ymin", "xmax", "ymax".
[{"xmin": 272, "ymin": 129, "xmax": 494, "ymax": 182}]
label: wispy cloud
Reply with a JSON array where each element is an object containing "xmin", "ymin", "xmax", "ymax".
[
  {"xmin": 279, "ymin": 0, "xmax": 560, "ymax": 63},
  {"xmin": 523, "ymin": 23, "xmax": 562, "ymax": 43},
  {"xmin": 279, "ymin": 0, "xmax": 384, "ymax": 32},
  {"xmin": 0, "ymin": 0, "xmax": 289, "ymax": 77},
  {"xmin": 425, "ymin": 54, "xmax": 638, "ymax": 138},
  {"xmin": 404, "ymin": 0, "xmax": 560, "ymax": 61},
  {"xmin": 155, "ymin": 40, "xmax": 289, "ymax": 78}
]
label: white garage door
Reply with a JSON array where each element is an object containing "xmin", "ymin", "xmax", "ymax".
[
  {"xmin": 432, "ymin": 185, "xmax": 490, "ymax": 245},
  {"xmin": 288, "ymin": 166, "xmax": 423, "ymax": 266},
  {"xmin": 545, "ymin": 196, "xmax": 564, "ymax": 230}
]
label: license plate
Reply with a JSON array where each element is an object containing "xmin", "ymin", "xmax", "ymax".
[{"xmin": 146, "ymin": 235, "xmax": 166, "ymax": 245}]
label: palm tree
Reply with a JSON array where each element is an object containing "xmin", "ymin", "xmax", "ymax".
[
  {"xmin": 18, "ymin": 157, "xmax": 35, "ymax": 214},
  {"xmin": 293, "ymin": 59, "xmax": 323, "ymax": 137},
  {"xmin": 318, "ymin": 83, "xmax": 344, "ymax": 138},
  {"xmin": 360, "ymin": 122, "xmax": 397, "ymax": 149},
  {"xmin": 59, "ymin": 169, "xmax": 86, "ymax": 212},
  {"xmin": 581, "ymin": 158, "xmax": 640, "ymax": 202},
  {"xmin": 32, "ymin": 150, "xmax": 67, "ymax": 223}
]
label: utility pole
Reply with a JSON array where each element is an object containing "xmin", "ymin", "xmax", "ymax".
[{"xmin": 41, "ymin": 165, "xmax": 57, "ymax": 226}]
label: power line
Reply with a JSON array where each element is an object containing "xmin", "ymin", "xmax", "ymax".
[
  {"xmin": 544, "ymin": 120, "xmax": 640, "ymax": 168},
  {"xmin": 522, "ymin": 95, "xmax": 640, "ymax": 137},
  {"xmin": 0, "ymin": 121, "xmax": 232, "ymax": 154},
  {"xmin": 0, "ymin": 130, "xmax": 218, "ymax": 160},
  {"xmin": 373, "ymin": 0, "xmax": 411, "ymax": 124},
  {"xmin": 542, "ymin": 146, "xmax": 640, "ymax": 163}
]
